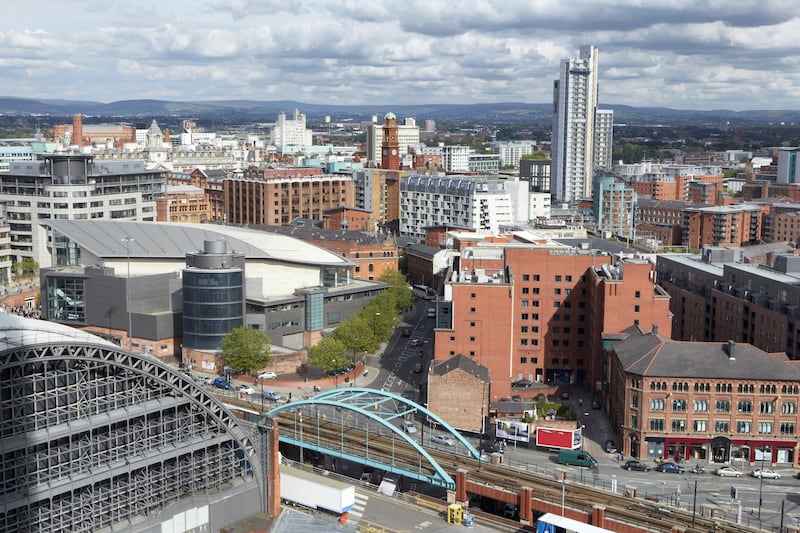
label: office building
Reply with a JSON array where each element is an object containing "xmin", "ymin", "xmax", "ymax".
[
  {"xmin": 270, "ymin": 109, "xmax": 313, "ymax": 148},
  {"xmin": 2, "ymin": 153, "xmax": 164, "ymax": 268},
  {"xmin": 658, "ymin": 247, "xmax": 800, "ymax": 360},
  {"xmin": 682, "ymin": 204, "xmax": 763, "ymax": 249},
  {"xmin": 607, "ymin": 327, "xmax": 800, "ymax": 466},
  {"xmin": 434, "ymin": 234, "xmax": 672, "ymax": 397}
]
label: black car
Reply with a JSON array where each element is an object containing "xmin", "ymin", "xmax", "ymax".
[
  {"xmin": 623, "ymin": 460, "xmax": 651, "ymax": 472},
  {"xmin": 591, "ymin": 400, "xmax": 601, "ymax": 409},
  {"xmin": 512, "ymin": 379, "xmax": 532, "ymax": 388},
  {"xmin": 655, "ymin": 462, "xmax": 685, "ymax": 474},
  {"xmin": 479, "ymin": 442, "xmax": 504, "ymax": 454}
]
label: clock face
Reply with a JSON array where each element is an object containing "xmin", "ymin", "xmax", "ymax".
[{"xmin": 391, "ymin": 149, "xmax": 397, "ymax": 156}]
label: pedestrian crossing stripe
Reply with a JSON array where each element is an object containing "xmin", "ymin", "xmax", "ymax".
[{"xmin": 349, "ymin": 493, "xmax": 369, "ymax": 518}]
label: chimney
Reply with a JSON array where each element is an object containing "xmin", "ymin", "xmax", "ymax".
[
  {"xmin": 651, "ymin": 323, "xmax": 659, "ymax": 336},
  {"xmin": 726, "ymin": 340, "xmax": 736, "ymax": 360},
  {"xmin": 72, "ymin": 114, "xmax": 84, "ymax": 147}
]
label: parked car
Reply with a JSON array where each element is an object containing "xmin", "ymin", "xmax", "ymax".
[
  {"xmin": 560, "ymin": 392, "xmax": 570, "ymax": 400},
  {"xmin": 409, "ymin": 338, "xmax": 422, "ymax": 347},
  {"xmin": 604, "ymin": 439, "xmax": 617, "ymax": 453},
  {"xmin": 257, "ymin": 371, "xmax": 277, "ymax": 380},
  {"xmin": 511, "ymin": 395, "xmax": 523, "ymax": 402},
  {"xmin": 479, "ymin": 442, "xmax": 504, "ymax": 454},
  {"xmin": 413, "ymin": 362, "xmax": 423, "ymax": 373},
  {"xmin": 750, "ymin": 468, "xmax": 780, "ymax": 479},
  {"xmin": 401, "ymin": 328, "xmax": 412, "ymax": 337},
  {"xmin": 716, "ymin": 466, "xmax": 742, "ymax": 478},
  {"xmin": 402, "ymin": 420, "xmax": 417, "ymax": 434},
  {"xmin": 212, "ymin": 377, "xmax": 232, "ymax": 390},
  {"xmin": 512, "ymin": 379, "xmax": 532, "ymax": 388},
  {"xmin": 262, "ymin": 390, "xmax": 281, "ymax": 402},
  {"xmin": 591, "ymin": 400, "xmax": 602, "ymax": 410},
  {"xmin": 623, "ymin": 460, "xmax": 651, "ymax": 472},
  {"xmin": 198, "ymin": 376, "xmax": 213, "ymax": 385},
  {"xmin": 237, "ymin": 385, "xmax": 255, "ymax": 395},
  {"xmin": 431, "ymin": 434, "xmax": 455, "ymax": 446},
  {"xmin": 655, "ymin": 462, "xmax": 685, "ymax": 474}
]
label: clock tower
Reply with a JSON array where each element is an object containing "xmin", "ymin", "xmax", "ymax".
[{"xmin": 380, "ymin": 112, "xmax": 400, "ymax": 170}]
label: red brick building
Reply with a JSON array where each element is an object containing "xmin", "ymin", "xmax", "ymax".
[
  {"xmin": 434, "ymin": 242, "xmax": 672, "ymax": 399},
  {"xmin": 608, "ymin": 330, "xmax": 800, "ymax": 466},
  {"xmin": 155, "ymin": 185, "xmax": 211, "ymax": 223},
  {"xmin": 224, "ymin": 170, "xmax": 353, "ymax": 225},
  {"xmin": 427, "ymin": 354, "xmax": 490, "ymax": 433},
  {"xmin": 683, "ymin": 204, "xmax": 764, "ymax": 249},
  {"xmin": 323, "ymin": 206, "xmax": 372, "ymax": 231}
]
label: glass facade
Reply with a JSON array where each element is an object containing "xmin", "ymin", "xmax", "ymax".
[
  {"xmin": 47, "ymin": 277, "xmax": 86, "ymax": 323},
  {"xmin": 306, "ymin": 291, "xmax": 324, "ymax": 331},
  {"xmin": 182, "ymin": 270, "xmax": 244, "ymax": 350}
]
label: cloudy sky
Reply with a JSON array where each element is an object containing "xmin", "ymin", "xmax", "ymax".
[{"xmin": 2, "ymin": 0, "xmax": 799, "ymax": 110}]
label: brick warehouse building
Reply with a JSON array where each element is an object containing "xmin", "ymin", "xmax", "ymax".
[
  {"xmin": 224, "ymin": 168, "xmax": 353, "ymax": 225},
  {"xmin": 433, "ymin": 237, "xmax": 672, "ymax": 399},
  {"xmin": 608, "ymin": 329, "xmax": 800, "ymax": 466}
]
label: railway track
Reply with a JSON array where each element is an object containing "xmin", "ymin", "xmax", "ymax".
[{"xmin": 274, "ymin": 413, "xmax": 756, "ymax": 533}]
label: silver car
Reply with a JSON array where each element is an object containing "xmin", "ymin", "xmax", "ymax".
[
  {"xmin": 431, "ymin": 434, "xmax": 455, "ymax": 446},
  {"xmin": 715, "ymin": 466, "xmax": 742, "ymax": 478}
]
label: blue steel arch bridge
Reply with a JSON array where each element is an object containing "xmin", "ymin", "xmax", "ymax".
[{"xmin": 267, "ymin": 388, "xmax": 480, "ymax": 490}]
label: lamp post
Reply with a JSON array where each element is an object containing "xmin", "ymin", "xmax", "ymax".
[
  {"xmin": 757, "ymin": 443, "xmax": 767, "ymax": 521},
  {"xmin": 122, "ymin": 237, "xmax": 134, "ymax": 353}
]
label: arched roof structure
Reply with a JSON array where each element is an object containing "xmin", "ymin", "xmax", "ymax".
[{"xmin": 0, "ymin": 313, "xmax": 262, "ymax": 532}]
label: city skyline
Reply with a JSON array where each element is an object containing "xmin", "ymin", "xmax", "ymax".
[{"xmin": 2, "ymin": 1, "xmax": 798, "ymax": 111}]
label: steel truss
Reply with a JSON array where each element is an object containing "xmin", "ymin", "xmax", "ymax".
[{"xmin": 0, "ymin": 340, "xmax": 263, "ymax": 532}]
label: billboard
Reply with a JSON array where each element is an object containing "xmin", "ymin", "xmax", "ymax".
[
  {"xmin": 495, "ymin": 420, "xmax": 530, "ymax": 443},
  {"xmin": 535, "ymin": 427, "xmax": 582, "ymax": 450}
]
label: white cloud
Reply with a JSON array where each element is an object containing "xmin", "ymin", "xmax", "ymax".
[{"xmin": 0, "ymin": 0, "xmax": 798, "ymax": 109}]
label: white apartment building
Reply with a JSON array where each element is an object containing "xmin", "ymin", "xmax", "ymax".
[
  {"xmin": 1, "ymin": 153, "xmax": 164, "ymax": 268},
  {"xmin": 400, "ymin": 175, "xmax": 515, "ymax": 239},
  {"xmin": 551, "ymin": 45, "xmax": 599, "ymax": 204},
  {"xmin": 492, "ymin": 141, "xmax": 537, "ymax": 168},
  {"xmin": 594, "ymin": 109, "xmax": 614, "ymax": 171},
  {"xmin": 270, "ymin": 109, "xmax": 313, "ymax": 147},
  {"xmin": 442, "ymin": 145, "xmax": 472, "ymax": 173},
  {"xmin": 366, "ymin": 118, "xmax": 420, "ymax": 166}
]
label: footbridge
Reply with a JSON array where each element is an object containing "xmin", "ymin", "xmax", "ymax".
[{"xmin": 268, "ymin": 387, "xmax": 480, "ymax": 490}]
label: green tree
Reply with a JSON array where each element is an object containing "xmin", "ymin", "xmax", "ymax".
[
  {"xmin": 219, "ymin": 326, "xmax": 272, "ymax": 376},
  {"xmin": 333, "ymin": 314, "xmax": 377, "ymax": 354},
  {"xmin": 377, "ymin": 269, "xmax": 413, "ymax": 312},
  {"xmin": 13, "ymin": 257, "xmax": 39, "ymax": 277},
  {"xmin": 362, "ymin": 297, "xmax": 398, "ymax": 341},
  {"xmin": 308, "ymin": 336, "xmax": 349, "ymax": 376}
]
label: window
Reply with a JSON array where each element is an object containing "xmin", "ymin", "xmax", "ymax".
[
  {"xmin": 521, "ymin": 313, "xmax": 528, "ymax": 320},
  {"xmin": 650, "ymin": 418, "xmax": 664, "ymax": 431},
  {"xmin": 672, "ymin": 399, "xmax": 687, "ymax": 411},
  {"xmin": 635, "ymin": 290, "xmax": 641, "ymax": 298},
  {"xmin": 521, "ymin": 326, "xmax": 528, "ymax": 333},
  {"xmin": 551, "ymin": 358, "xmax": 559, "ymax": 365},
  {"xmin": 782, "ymin": 402, "xmax": 797, "ymax": 415},
  {"xmin": 521, "ymin": 339, "xmax": 528, "ymax": 346},
  {"xmin": 469, "ymin": 336, "xmax": 475, "ymax": 342},
  {"xmin": 737, "ymin": 400, "xmax": 753, "ymax": 413},
  {"xmin": 736, "ymin": 421, "xmax": 751, "ymax": 434},
  {"xmin": 555, "ymin": 275, "xmax": 562, "ymax": 282},
  {"xmin": 780, "ymin": 422, "xmax": 795, "ymax": 435},
  {"xmin": 533, "ymin": 275, "xmax": 540, "ymax": 281},
  {"xmin": 694, "ymin": 399, "xmax": 708, "ymax": 412},
  {"xmin": 522, "ymin": 287, "xmax": 529, "ymax": 294},
  {"xmin": 634, "ymin": 305, "xmax": 640, "ymax": 313},
  {"xmin": 631, "ymin": 395, "xmax": 639, "ymax": 408},
  {"xmin": 520, "ymin": 357, "xmax": 527, "ymax": 364},
  {"xmin": 554, "ymin": 288, "xmax": 561, "ymax": 295},
  {"xmin": 650, "ymin": 398, "xmax": 665, "ymax": 411},
  {"xmin": 470, "ymin": 307, "xmax": 476, "ymax": 313},
  {"xmin": 693, "ymin": 420, "xmax": 708, "ymax": 432},
  {"xmin": 470, "ymin": 321, "xmax": 476, "ymax": 327},
  {"xmin": 671, "ymin": 419, "xmax": 686, "ymax": 432},
  {"xmin": 565, "ymin": 275, "xmax": 572, "ymax": 282},
  {"xmin": 759, "ymin": 401, "xmax": 774, "ymax": 414},
  {"xmin": 522, "ymin": 274, "xmax": 529, "ymax": 281},
  {"xmin": 758, "ymin": 422, "xmax": 773, "ymax": 434},
  {"xmin": 471, "ymin": 293, "xmax": 476, "ymax": 299},
  {"xmin": 715, "ymin": 400, "xmax": 730, "ymax": 413},
  {"xmin": 521, "ymin": 300, "xmax": 529, "ymax": 308},
  {"xmin": 714, "ymin": 420, "xmax": 729, "ymax": 433}
]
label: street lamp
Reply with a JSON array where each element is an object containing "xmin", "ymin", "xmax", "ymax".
[
  {"xmin": 122, "ymin": 237, "xmax": 134, "ymax": 353},
  {"xmin": 758, "ymin": 443, "xmax": 768, "ymax": 521}
]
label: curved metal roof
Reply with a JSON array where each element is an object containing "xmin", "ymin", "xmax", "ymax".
[
  {"xmin": 47, "ymin": 219, "xmax": 354, "ymax": 267},
  {"xmin": 0, "ymin": 311, "xmax": 116, "ymax": 351}
]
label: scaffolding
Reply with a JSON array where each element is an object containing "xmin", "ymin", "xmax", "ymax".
[{"xmin": 0, "ymin": 340, "xmax": 262, "ymax": 532}]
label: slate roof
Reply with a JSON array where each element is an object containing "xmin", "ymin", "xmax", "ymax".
[
  {"xmin": 611, "ymin": 333, "xmax": 800, "ymax": 381},
  {"xmin": 432, "ymin": 353, "xmax": 490, "ymax": 382}
]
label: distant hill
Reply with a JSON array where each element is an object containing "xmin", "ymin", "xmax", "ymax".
[{"xmin": 0, "ymin": 96, "xmax": 797, "ymax": 125}]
